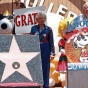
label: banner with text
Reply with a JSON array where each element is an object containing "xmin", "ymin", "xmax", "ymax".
[{"xmin": 14, "ymin": 6, "xmax": 46, "ymax": 34}]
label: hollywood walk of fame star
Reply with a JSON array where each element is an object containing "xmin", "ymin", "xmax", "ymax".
[{"xmin": 0, "ymin": 36, "xmax": 39, "ymax": 82}]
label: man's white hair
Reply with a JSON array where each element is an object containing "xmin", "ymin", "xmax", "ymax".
[
  {"xmin": 83, "ymin": 2, "xmax": 88, "ymax": 9},
  {"xmin": 36, "ymin": 12, "xmax": 46, "ymax": 20}
]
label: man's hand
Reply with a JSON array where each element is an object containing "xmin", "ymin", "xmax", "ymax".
[{"xmin": 50, "ymin": 55, "xmax": 55, "ymax": 60}]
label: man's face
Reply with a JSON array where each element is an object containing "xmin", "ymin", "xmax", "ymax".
[
  {"xmin": 83, "ymin": 4, "xmax": 88, "ymax": 17},
  {"xmin": 37, "ymin": 15, "xmax": 46, "ymax": 25}
]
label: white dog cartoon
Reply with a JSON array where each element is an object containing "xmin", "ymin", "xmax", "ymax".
[{"xmin": 73, "ymin": 34, "xmax": 88, "ymax": 62}]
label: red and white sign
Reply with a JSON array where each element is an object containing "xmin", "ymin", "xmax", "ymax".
[{"xmin": 14, "ymin": 6, "xmax": 46, "ymax": 34}]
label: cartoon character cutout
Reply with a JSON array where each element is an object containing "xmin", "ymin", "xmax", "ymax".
[
  {"xmin": 56, "ymin": 17, "xmax": 73, "ymax": 72},
  {"xmin": 56, "ymin": 17, "xmax": 73, "ymax": 88},
  {"xmin": 73, "ymin": 32, "xmax": 88, "ymax": 62},
  {"xmin": 0, "ymin": 14, "xmax": 14, "ymax": 34},
  {"xmin": 65, "ymin": 27, "xmax": 88, "ymax": 63}
]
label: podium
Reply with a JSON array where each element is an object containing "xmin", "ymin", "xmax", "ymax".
[
  {"xmin": 67, "ymin": 63, "xmax": 88, "ymax": 88},
  {"xmin": 65, "ymin": 28, "xmax": 88, "ymax": 88},
  {"xmin": 0, "ymin": 35, "xmax": 43, "ymax": 88}
]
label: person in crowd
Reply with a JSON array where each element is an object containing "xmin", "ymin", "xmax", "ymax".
[
  {"xmin": 30, "ymin": 12, "xmax": 55, "ymax": 88},
  {"xmin": 70, "ymin": 2, "xmax": 88, "ymax": 31},
  {"xmin": 76, "ymin": 2, "xmax": 88, "ymax": 20}
]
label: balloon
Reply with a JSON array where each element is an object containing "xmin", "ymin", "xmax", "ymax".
[
  {"xmin": 50, "ymin": 63, "xmax": 55, "ymax": 73},
  {"xmin": 50, "ymin": 57, "xmax": 61, "ymax": 85},
  {"xmin": 50, "ymin": 56, "xmax": 59, "ymax": 68},
  {"xmin": 61, "ymin": 80, "xmax": 66, "ymax": 87},
  {"xmin": 49, "ymin": 78, "xmax": 55, "ymax": 87},
  {"xmin": 51, "ymin": 70, "xmax": 61, "ymax": 84}
]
